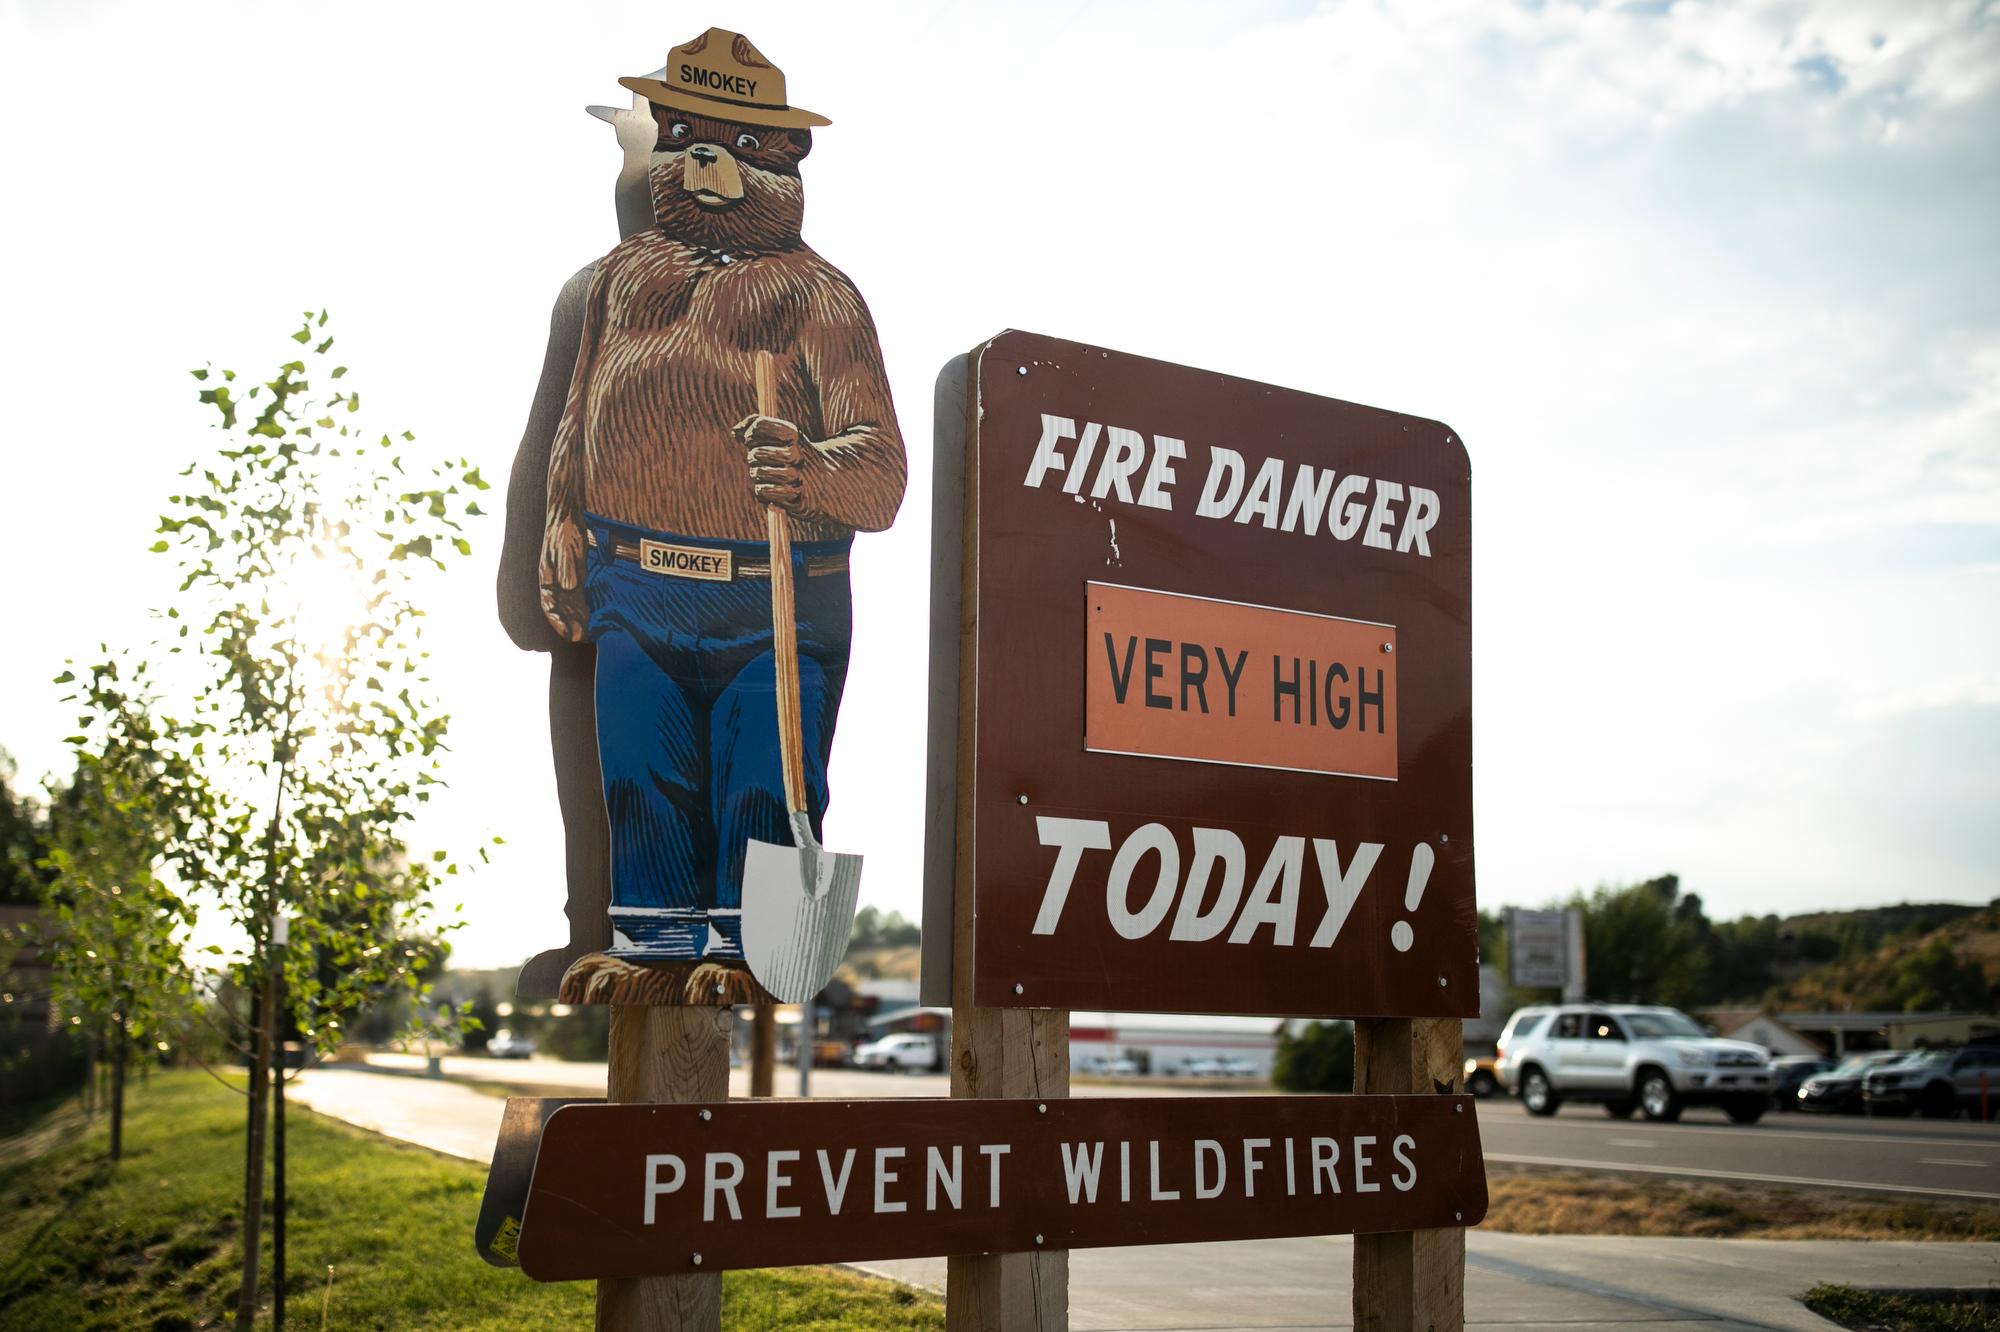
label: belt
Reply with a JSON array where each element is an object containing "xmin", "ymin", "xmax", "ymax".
[{"xmin": 588, "ymin": 530, "xmax": 848, "ymax": 581}]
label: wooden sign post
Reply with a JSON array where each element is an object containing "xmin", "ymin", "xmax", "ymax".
[
  {"xmin": 600, "ymin": 1002, "xmax": 732, "ymax": 1330},
  {"xmin": 1354, "ymin": 1018, "xmax": 1467, "ymax": 1332},
  {"xmin": 942, "ymin": 337, "xmax": 1073, "ymax": 1330}
]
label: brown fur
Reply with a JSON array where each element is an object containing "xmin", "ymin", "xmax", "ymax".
[
  {"xmin": 540, "ymin": 110, "xmax": 904, "ymax": 634},
  {"xmin": 559, "ymin": 953, "xmax": 770, "ymax": 1006}
]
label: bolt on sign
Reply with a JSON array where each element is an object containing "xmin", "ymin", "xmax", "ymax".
[
  {"xmin": 922, "ymin": 331, "xmax": 1475, "ymax": 1018},
  {"xmin": 513, "ymin": 1095, "xmax": 1488, "ymax": 1279}
]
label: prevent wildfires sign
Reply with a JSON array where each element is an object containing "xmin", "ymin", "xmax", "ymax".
[
  {"xmin": 927, "ymin": 331, "xmax": 1476, "ymax": 1019},
  {"xmin": 514, "ymin": 1096, "xmax": 1488, "ymax": 1278}
]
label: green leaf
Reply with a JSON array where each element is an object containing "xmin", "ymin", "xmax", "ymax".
[{"xmin": 150, "ymin": 540, "xmax": 169, "ymax": 552}]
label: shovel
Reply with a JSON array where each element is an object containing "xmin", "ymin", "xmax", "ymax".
[{"xmin": 740, "ymin": 349, "xmax": 865, "ymax": 1003}]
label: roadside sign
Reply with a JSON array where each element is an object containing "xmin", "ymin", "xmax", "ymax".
[
  {"xmin": 514, "ymin": 1094, "xmax": 1487, "ymax": 1280},
  {"xmin": 923, "ymin": 332, "xmax": 1475, "ymax": 1018},
  {"xmin": 1507, "ymin": 910, "xmax": 1567, "ymax": 989},
  {"xmin": 1507, "ymin": 907, "xmax": 1584, "ymax": 998}
]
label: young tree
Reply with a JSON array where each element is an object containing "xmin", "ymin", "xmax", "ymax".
[
  {"xmin": 36, "ymin": 656, "xmax": 205, "ymax": 1160},
  {"xmin": 152, "ymin": 313, "xmax": 490, "ymax": 1328},
  {"xmin": 1571, "ymin": 875, "xmax": 1709, "ymax": 1007},
  {"xmin": 1272, "ymin": 1019, "xmax": 1354, "ymax": 1093}
]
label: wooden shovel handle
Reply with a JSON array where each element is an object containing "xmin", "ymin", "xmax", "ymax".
[{"xmin": 756, "ymin": 350, "xmax": 809, "ymax": 818}]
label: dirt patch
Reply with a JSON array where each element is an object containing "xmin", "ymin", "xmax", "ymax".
[{"xmin": 1482, "ymin": 1165, "xmax": 2000, "ymax": 1240}]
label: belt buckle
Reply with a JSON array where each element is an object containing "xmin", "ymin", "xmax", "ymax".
[{"xmin": 637, "ymin": 539, "xmax": 732, "ymax": 581}]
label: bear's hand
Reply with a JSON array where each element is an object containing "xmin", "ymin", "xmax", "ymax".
[
  {"xmin": 735, "ymin": 413, "xmax": 807, "ymax": 512},
  {"xmin": 538, "ymin": 517, "xmax": 587, "ymax": 644}
]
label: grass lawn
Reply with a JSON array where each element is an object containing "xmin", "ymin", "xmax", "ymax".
[
  {"xmin": 1804, "ymin": 1283, "xmax": 2000, "ymax": 1331},
  {"xmin": 1482, "ymin": 1166, "xmax": 2000, "ymax": 1241},
  {"xmin": 0, "ymin": 1071, "xmax": 943, "ymax": 1329}
]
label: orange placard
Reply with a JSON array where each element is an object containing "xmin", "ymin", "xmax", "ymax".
[{"xmin": 1084, "ymin": 582, "xmax": 1397, "ymax": 780}]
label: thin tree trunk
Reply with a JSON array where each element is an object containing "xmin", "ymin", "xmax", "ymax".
[
  {"xmin": 273, "ymin": 972, "xmax": 287, "ymax": 1331},
  {"xmin": 243, "ymin": 989, "xmax": 261, "ymax": 1194},
  {"xmin": 110, "ymin": 1017, "xmax": 128, "ymax": 1162},
  {"xmin": 750, "ymin": 1002, "xmax": 776, "ymax": 1098},
  {"xmin": 235, "ymin": 965, "xmax": 277, "ymax": 1331}
]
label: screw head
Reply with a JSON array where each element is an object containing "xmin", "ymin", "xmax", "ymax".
[
  {"xmin": 1035, "ymin": 1233, "xmax": 1045, "ymax": 1245},
  {"xmin": 1381, "ymin": 642, "xmax": 1395, "ymax": 654},
  {"xmin": 1038, "ymin": 1102, "xmax": 1047, "ymax": 1114},
  {"xmin": 1014, "ymin": 983, "xmax": 1025, "ymax": 996},
  {"xmin": 691, "ymin": 1252, "xmax": 704, "ymax": 1266},
  {"xmin": 1017, "ymin": 366, "xmax": 1028, "ymax": 376},
  {"xmin": 1454, "ymin": 1212, "xmax": 1462, "ymax": 1223},
  {"xmin": 714, "ymin": 982, "xmax": 725, "ymax": 995},
  {"xmin": 1456, "ymin": 1103, "xmax": 1464, "ymax": 1113},
  {"xmin": 699, "ymin": 1109, "xmax": 712, "ymax": 1121},
  {"xmin": 1017, "ymin": 793, "xmax": 1028, "ymax": 805},
  {"xmin": 1440, "ymin": 833, "xmax": 1449, "ymax": 843},
  {"xmin": 1439, "ymin": 975, "xmax": 1449, "ymax": 987}
]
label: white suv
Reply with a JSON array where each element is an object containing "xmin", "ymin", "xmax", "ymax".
[
  {"xmin": 852, "ymin": 1032, "xmax": 939, "ymax": 1072},
  {"xmin": 1495, "ymin": 1004, "xmax": 1773, "ymax": 1124}
]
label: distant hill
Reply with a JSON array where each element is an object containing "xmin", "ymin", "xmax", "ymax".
[
  {"xmin": 1766, "ymin": 903, "xmax": 1999, "ymax": 1013},
  {"xmin": 838, "ymin": 943, "xmax": 921, "ymax": 984},
  {"xmin": 1776, "ymin": 902, "xmax": 1983, "ymax": 952}
]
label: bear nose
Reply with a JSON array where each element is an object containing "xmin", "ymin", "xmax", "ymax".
[{"xmin": 690, "ymin": 144, "xmax": 717, "ymax": 165}]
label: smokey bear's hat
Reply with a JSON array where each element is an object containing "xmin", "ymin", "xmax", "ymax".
[{"xmin": 620, "ymin": 27, "xmax": 831, "ymax": 130}]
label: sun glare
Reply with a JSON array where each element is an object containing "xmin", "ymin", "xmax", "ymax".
[{"xmin": 284, "ymin": 553, "xmax": 374, "ymax": 667}]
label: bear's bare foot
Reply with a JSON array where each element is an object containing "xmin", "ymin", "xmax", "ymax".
[{"xmin": 558, "ymin": 953, "xmax": 767, "ymax": 1006}]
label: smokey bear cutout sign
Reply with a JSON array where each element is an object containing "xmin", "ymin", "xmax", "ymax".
[{"xmin": 502, "ymin": 27, "xmax": 905, "ymax": 1004}]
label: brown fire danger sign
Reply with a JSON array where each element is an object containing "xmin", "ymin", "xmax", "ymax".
[
  {"xmin": 515, "ymin": 1095, "xmax": 1487, "ymax": 1280},
  {"xmin": 927, "ymin": 331, "xmax": 1474, "ymax": 1018}
]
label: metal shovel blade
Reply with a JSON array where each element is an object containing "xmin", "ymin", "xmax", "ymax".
[{"xmin": 741, "ymin": 812, "xmax": 863, "ymax": 1003}]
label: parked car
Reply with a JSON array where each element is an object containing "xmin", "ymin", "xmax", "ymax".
[
  {"xmin": 1079, "ymin": 1054, "xmax": 1143, "ymax": 1077},
  {"xmin": 1495, "ymin": 1004, "xmax": 1773, "ymax": 1123},
  {"xmin": 853, "ymin": 1032, "xmax": 939, "ymax": 1072},
  {"xmin": 1768, "ymin": 1055, "xmax": 1835, "ymax": 1110},
  {"xmin": 1795, "ymin": 1051, "xmax": 1914, "ymax": 1114},
  {"xmin": 1464, "ymin": 1057, "xmax": 1501, "ymax": 1097},
  {"xmin": 486, "ymin": 1029, "xmax": 536, "ymax": 1060},
  {"xmin": 1215, "ymin": 1057, "xmax": 1261, "ymax": 1079},
  {"xmin": 809, "ymin": 1039, "xmax": 850, "ymax": 1068},
  {"xmin": 1862, "ymin": 1047, "xmax": 2000, "ymax": 1119}
]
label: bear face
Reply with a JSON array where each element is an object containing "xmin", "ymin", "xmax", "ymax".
[{"xmin": 647, "ymin": 106, "xmax": 812, "ymax": 253}]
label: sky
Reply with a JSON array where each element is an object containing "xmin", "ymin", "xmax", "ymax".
[{"xmin": 1, "ymin": 0, "xmax": 1995, "ymax": 970}]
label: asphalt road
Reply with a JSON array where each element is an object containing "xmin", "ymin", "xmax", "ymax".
[
  {"xmin": 349, "ymin": 1054, "xmax": 2000, "ymax": 1202},
  {"xmin": 1476, "ymin": 1099, "xmax": 2000, "ymax": 1203}
]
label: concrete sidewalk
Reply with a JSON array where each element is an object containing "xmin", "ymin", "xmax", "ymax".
[
  {"xmin": 289, "ymin": 1066, "xmax": 1998, "ymax": 1330},
  {"xmin": 856, "ymin": 1235, "xmax": 1998, "ymax": 1330}
]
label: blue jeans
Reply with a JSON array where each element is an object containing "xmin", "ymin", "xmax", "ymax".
[{"xmin": 584, "ymin": 514, "xmax": 852, "ymax": 960}]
